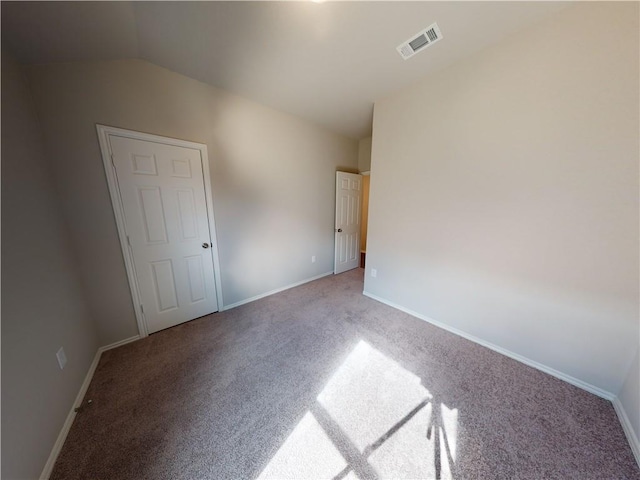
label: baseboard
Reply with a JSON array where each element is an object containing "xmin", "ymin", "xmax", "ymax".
[
  {"xmin": 222, "ymin": 272, "xmax": 334, "ymax": 311},
  {"xmin": 362, "ymin": 290, "xmax": 614, "ymax": 401},
  {"xmin": 613, "ymin": 396, "xmax": 640, "ymax": 467},
  {"xmin": 39, "ymin": 348, "xmax": 101, "ymax": 479},
  {"xmin": 99, "ymin": 335, "xmax": 141, "ymax": 353},
  {"xmin": 40, "ymin": 334, "xmax": 141, "ymax": 479}
]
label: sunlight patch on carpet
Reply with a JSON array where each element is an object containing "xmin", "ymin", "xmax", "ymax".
[
  {"xmin": 317, "ymin": 340, "xmax": 431, "ymax": 452},
  {"xmin": 257, "ymin": 340, "xmax": 458, "ymax": 479},
  {"xmin": 256, "ymin": 411, "xmax": 348, "ymax": 480}
]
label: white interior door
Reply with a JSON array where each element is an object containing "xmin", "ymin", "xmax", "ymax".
[
  {"xmin": 110, "ymin": 135, "xmax": 219, "ymax": 333},
  {"xmin": 334, "ymin": 172, "xmax": 362, "ymax": 274}
]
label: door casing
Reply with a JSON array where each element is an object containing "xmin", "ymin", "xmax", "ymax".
[{"xmin": 97, "ymin": 124, "xmax": 224, "ymax": 337}]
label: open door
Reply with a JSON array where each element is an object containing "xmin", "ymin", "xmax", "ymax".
[{"xmin": 334, "ymin": 172, "xmax": 362, "ymax": 274}]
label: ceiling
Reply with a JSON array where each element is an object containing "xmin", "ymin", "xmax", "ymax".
[{"xmin": 2, "ymin": 1, "xmax": 569, "ymax": 139}]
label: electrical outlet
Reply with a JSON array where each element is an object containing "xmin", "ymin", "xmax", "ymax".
[
  {"xmin": 371, "ymin": 268, "xmax": 377, "ymax": 278},
  {"xmin": 56, "ymin": 347, "xmax": 67, "ymax": 370},
  {"xmin": 311, "ymin": 255, "xmax": 316, "ymax": 263}
]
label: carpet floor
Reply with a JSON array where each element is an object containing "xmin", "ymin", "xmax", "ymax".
[{"xmin": 51, "ymin": 269, "xmax": 638, "ymax": 480}]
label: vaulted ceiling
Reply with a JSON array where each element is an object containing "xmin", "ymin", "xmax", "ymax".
[{"xmin": 2, "ymin": 1, "xmax": 569, "ymax": 138}]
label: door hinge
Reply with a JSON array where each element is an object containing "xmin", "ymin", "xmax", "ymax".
[
  {"xmin": 126, "ymin": 235, "xmax": 131, "ymax": 246},
  {"xmin": 110, "ymin": 153, "xmax": 115, "ymax": 167},
  {"xmin": 140, "ymin": 304, "xmax": 144, "ymax": 314}
]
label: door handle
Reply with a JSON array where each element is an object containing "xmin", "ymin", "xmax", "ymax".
[
  {"xmin": 335, "ymin": 228, "xmax": 342, "ymax": 233},
  {"xmin": 202, "ymin": 243, "xmax": 210, "ymax": 249}
]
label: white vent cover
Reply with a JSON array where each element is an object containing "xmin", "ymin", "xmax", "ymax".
[{"xmin": 397, "ymin": 23, "xmax": 443, "ymax": 60}]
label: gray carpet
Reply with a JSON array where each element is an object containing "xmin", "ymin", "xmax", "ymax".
[{"xmin": 51, "ymin": 269, "xmax": 638, "ymax": 479}]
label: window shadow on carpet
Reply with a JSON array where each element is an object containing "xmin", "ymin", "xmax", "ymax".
[{"xmin": 257, "ymin": 340, "xmax": 458, "ymax": 480}]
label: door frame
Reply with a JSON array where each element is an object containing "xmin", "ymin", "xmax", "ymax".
[{"xmin": 96, "ymin": 124, "xmax": 224, "ymax": 338}]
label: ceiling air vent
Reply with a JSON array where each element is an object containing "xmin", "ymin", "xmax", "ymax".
[{"xmin": 397, "ymin": 23, "xmax": 443, "ymax": 60}]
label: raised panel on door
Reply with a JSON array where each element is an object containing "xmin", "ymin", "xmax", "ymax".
[
  {"xmin": 348, "ymin": 232, "xmax": 359, "ymax": 262},
  {"xmin": 340, "ymin": 194, "xmax": 349, "ymax": 226},
  {"xmin": 110, "ymin": 134, "xmax": 219, "ymax": 333},
  {"xmin": 171, "ymin": 158, "xmax": 192, "ymax": 178},
  {"xmin": 185, "ymin": 255, "xmax": 206, "ymax": 303},
  {"xmin": 132, "ymin": 154, "xmax": 158, "ymax": 175},
  {"xmin": 137, "ymin": 187, "xmax": 169, "ymax": 245},
  {"xmin": 150, "ymin": 259, "xmax": 179, "ymax": 312},
  {"xmin": 176, "ymin": 189, "xmax": 198, "ymax": 241}
]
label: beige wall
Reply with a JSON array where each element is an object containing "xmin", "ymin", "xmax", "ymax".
[
  {"xmin": 358, "ymin": 136, "xmax": 372, "ymax": 172},
  {"xmin": 1, "ymin": 52, "xmax": 99, "ymax": 479},
  {"xmin": 25, "ymin": 59, "xmax": 358, "ymax": 345},
  {"xmin": 365, "ymin": 1, "xmax": 639, "ymax": 397}
]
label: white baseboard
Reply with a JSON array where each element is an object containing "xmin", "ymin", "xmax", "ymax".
[
  {"xmin": 99, "ymin": 335, "xmax": 141, "ymax": 353},
  {"xmin": 40, "ymin": 335, "xmax": 140, "ymax": 479},
  {"xmin": 222, "ymin": 272, "xmax": 334, "ymax": 311},
  {"xmin": 362, "ymin": 290, "xmax": 614, "ymax": 401},
  {"xmin": 613, "ymin": 396, "xmax": 640, "ymax": 467},
  {"xmin": 39, "ymin": 349, "xmax": 101, "ymax": 480}
]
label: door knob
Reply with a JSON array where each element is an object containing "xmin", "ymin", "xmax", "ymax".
[
  {"xmin": 202, "ymin": 243, "xmax": 210, "ymax": 249},
  {"xmin": 335, "ymin": 228, "xmax": 343, "ymax": 233}
]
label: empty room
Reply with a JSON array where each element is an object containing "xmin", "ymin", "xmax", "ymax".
[{"xmin": 1, "ymin": 1, "xmax": 639, "ymax": 479}]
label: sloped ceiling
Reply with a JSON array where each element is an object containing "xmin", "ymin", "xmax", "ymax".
[{"xmin": 2, "ymin": 1, "xmax": 569, "ymax": 138}]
